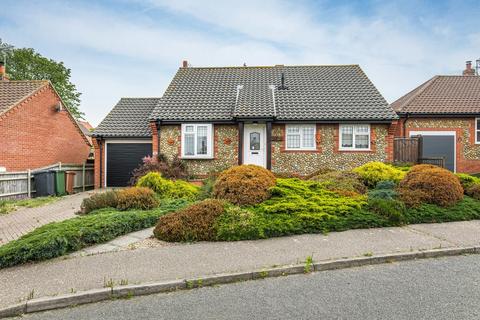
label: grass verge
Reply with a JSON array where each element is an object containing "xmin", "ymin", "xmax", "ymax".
[{"xmin": 0, "ymin": 196, "xmax": 61, "ymax": 214}]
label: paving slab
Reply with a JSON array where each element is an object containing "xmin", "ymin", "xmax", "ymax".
[
  {"xmin": 0, "ymin": 222, "xmax": 460, "ymax": 309},
  {"xmin": 407, "ymin": 220, "xmax": 480, "ymax": 246}
]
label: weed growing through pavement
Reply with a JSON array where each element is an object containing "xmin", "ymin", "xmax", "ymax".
[
  {"xmin": 363, "ymin": 252, "xmax": 373, "ymax": 257},
  {"xmin": 104, "ymin": 277, "xmax": 115, "ymax": 289},
  {"xmin": 120, "ymin": 279, "xmax": 129, "ymax": 286},
  {"xmin": 27, "ymin": 289, "xmax": 35, "ymax": 300},
  {"xmin": 304, "ymin": 255, "xmax": 314, "ymax": 273}
]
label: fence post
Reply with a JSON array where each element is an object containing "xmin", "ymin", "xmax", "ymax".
[
  {"xmin": 82, "ymin": 162, "xmax": 86, "ymax": 192},
  {"xmin": 59, "ymin": 162, "xmax": 62, "ymax": 170},
  {"xmin": 27, "ymin": 169, "xmax": 31, "ymax": 198}
]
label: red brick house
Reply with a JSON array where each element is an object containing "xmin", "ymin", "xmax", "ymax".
[
  {"xmin": 93, "ymin": 63, "xmax": 398, "ymax": 187},
  {"xmin": 0, "ymin": 65, "xmax": 91, "ymax": 171},
  {"xmin": 392, "ymin": 61, "xmax": 480, "ymax": 173}
]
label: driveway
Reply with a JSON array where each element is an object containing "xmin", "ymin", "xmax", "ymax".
[{"xmin": 0, "ymin": 191, "xmax": 96, "ymax": 245}]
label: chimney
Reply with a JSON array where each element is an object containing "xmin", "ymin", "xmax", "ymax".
[
  {"xmin": 182, "ymin": 60, "xmax": 188, "ymax": 68},
  {"xmin": 463, "ymin": 60, "xmax": 476, "ymax": 76}
]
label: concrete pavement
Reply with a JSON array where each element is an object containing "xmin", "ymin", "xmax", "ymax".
[
  {"xmin": 0, "ymin": 191, "xmax": 95, "ymax": 245},
  {"xmin": 15, "ymin": 254, "xmax": 480, "ymax": 319},
  {"xmin": 1, "ymin": 220, "xmax": 480, "ymax": 310}
]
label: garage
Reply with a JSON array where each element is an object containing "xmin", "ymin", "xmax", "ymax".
[
  {"xmin": 410, "ymin": 131, "xmax": 456, "ymax": 172},
  {"xmin": 106, "ymin": 142, "xmax": 152, "ymax": 187}
]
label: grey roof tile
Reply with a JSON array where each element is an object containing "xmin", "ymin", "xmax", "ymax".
[
  {"xmin": 93, "ymin": 98, "xmax": 160, "ymax": 137},
  {"xmin": 151, "ymin": 65, "xmax": 397, "ymax": 121}
]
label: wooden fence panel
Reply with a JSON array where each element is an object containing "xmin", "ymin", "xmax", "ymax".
[
  {"xmin": 0, "ymin": 162, "xmax": 94, "ymax": 200},
  {"xmin": 394, "ymin": 137, "xmax": 420, "ymax": 164}
]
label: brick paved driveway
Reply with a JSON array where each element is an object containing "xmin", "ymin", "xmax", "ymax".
[{"xmin": 0, "ymin": 191, "xmax": 95, "ymax": 245}]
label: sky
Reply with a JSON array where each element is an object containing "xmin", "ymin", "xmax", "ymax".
[{"xmin": 1, "ymin": 0, "xmax": 479, "ymax": 126}]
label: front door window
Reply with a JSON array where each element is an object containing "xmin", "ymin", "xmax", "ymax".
[{"xmin": 250, "ymin": 132, "xmax": 260, "ymax": 150}]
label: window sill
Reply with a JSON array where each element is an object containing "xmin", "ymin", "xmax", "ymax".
[
  {"xmin": 180, "ymin": 156, "xmax": 214, "ymax": 160},
  {"xmin": 338, "ymin": 148, "xmax": 372, "ymax": 152}
]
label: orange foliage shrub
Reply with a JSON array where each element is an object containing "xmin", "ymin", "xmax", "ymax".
[
  {"xmin": 153, "ymin": 199, "xmax": 225, "ymax": 242},
  {"xmin": 398, "ymin": 165, "xmax": 463, "ymax": 207},
  {"xmin": 116, "ymin": 187, "xmax": 159, "ymax": 211},
  {"xmin": 212, "ymin": 165, "xmax": 276, "ymax": 206}
]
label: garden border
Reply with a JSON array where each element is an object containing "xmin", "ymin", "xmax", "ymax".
[{"xmin": 1, "ymin": 246, "xmax": 478, "ymax": 318}]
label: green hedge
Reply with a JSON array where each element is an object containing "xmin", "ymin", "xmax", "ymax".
[{"xmin": 0, "ymin": 199, "xmax": 189, "ymax": 269}]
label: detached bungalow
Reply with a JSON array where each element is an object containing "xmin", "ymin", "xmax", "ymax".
[
  {"xmin": 392, "ymin": 61, "xmax": 480, "ymax": 173},
  {"xmin": 93, "ymin": 63, "xmax": 398, "ymax": 187}
]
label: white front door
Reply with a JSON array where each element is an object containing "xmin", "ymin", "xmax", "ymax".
[{"xmin": 243, "ymin": 124, "xmax": 266, "ymax": 167}]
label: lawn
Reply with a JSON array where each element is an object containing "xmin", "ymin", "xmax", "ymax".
[{"xmin": 0, "ymin": 196, "xmax": 61, "ymax": 214}]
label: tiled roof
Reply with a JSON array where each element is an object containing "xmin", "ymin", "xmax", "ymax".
[
  {"xmin": 392, "ymin": 76, "xmax": 480, "ymax": 114},
  {"xmin": 0, "ymin": 80, "xmax": 49, "ymax": 115},
  {"xmin": 150, "ymin": 65, "xmax": 396, "ymax": 121},
  {"xmin": 93, "ymin": 98, "xmax": 160, "ymax": 137}
]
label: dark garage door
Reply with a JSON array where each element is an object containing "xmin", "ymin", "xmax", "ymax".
[
  {"xmin": 106, "ymin": 143, "xmax": 152, "ymax": 187},
  {"xmin": 421, "ymin": 135, "xmax": 455, "ymax": 171}
]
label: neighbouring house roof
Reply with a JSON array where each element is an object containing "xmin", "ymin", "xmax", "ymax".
[
  {"xmin": 0, "ymin": 80, "xmax": 49, "ymax": 115},
  {"xmin": 93, "ymin": 98, "xmax": 160, "ymax": 137},
  {"xmin": 79, "ymin": 120, "xmax": 94, "ymax": 132},
  {"xmin": 391, "ymin": 75, "xmax": 480, "ymax": 115},
  {"xmin": 150, "ymin": 65, "xmax": 397, "ymax": 122}
]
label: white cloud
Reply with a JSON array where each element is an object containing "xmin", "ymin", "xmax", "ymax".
[{"xmin": 2, "ymin": 0, "xmax": 479, "ymax": 125}]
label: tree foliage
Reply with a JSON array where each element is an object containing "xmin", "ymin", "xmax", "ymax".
[{"xmin": 0, "ymin": 39, "xmax": 83, "ymax": 119}]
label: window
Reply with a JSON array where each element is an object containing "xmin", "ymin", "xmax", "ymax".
[
  {"xmin": 285, "ymin": 124, "xmax": 316, "ymax": 150},
  {"xmin": 181, "ymin": 124, "xmax": 213, "ymax": 158},
  {"xmin": 476, "ymin": 118, "xmax": 480, "ymax": 144},
  {"xmin": 339, "ymin": 124, "xmax": 371, "ymax": 150}
]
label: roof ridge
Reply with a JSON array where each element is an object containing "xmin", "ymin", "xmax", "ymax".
[
  {"xmin": 179, "ymin": 64, "xmax": 359, "ymax": 70},
  {"xmin": 391, "ymin": 76, "xmax": 439, "ymax": 112}
]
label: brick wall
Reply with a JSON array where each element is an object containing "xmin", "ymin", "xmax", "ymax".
[
  {"xmin": 402, "ymin": 117, "xmax": 480, "ymax": 173},
  {"xmin": 0, "ymin": 84, "xmax": 91, "ymax": 171},
  {"xmin": 271, "ymin": 123, "xmax": 392, "ymax": 175}
]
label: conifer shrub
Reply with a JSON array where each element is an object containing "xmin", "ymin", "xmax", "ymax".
[
  {"xmin": 212, "ymin": 165, "xmax": 276, "ymax": 206},
  {"xmin": 116, "ymin": 187, "xmax": 159, "ymax": 211},
  {"xmin": 309, "ymin": 170, "xmax": 366, "ymax": 194},
  {"xmin": 399, "ymin": 165, "xmax": 463, "ymax": 207},
  {"xmin": 154, "ymin": 199, "xmax": 226, "ymax": 242},
  {"xmin": 353, "ymin": 162, "xmax": 405, "ymax": 187},
  {"xmin": 80, "ymin": 190, "xmax": 119, "ymax": 214},
  {"xmin": 456, "ymin": 173, "xmax": 480, "ymax": 191},
  {"xmin": 137, "ymin": 172, "xmax": 199, "ymax": 200},
  {"xmin": 466, "ymin": 184, "xmax": 480, "ymax": 200},
  {"xmin": 367, "ymin": 198, "xmax": 405, "ymax": 225}
]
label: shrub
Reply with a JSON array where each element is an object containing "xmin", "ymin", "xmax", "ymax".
[
  {"xmin": 367, "ymin": 198, "xmax": 405, "ymax": 225},
  {"xmin": 116, "ymin": 187, "xmax": 159, "ymax": 211},
  {"xmin": 214, "ymin": 206, "xmax": 265, "ymax": 240},
  {"xmin": 456, "ymin": 173, "xmax": 480, "ymax": 191},
  {"xmin": 169, "ymin": 180, "xmax": 200, "ymax": 200},
  {"xmin": 129, "ymin": 154, "xmax": 188, "ymax": 185},
  {"xmin": 466, "ymin": 184, "xmax": 480, "ymax": 200},
  {"xmin": 367, "ymin": 180, "xmax": 397, "ymax": 200},
  {"xmin": 137, "ymin": 172, "xmax": 173, "ymax": 195},
  {"xmin": 398, "ymin": 165, "xmax": 463, "ymax": 207},
  {"xmin": 212, "ymin": 165, "xmax": 276, "ymax": 206},
  {"xmin": 353, "ymin": 162, "xmax": 405, "ymax": 187},
  {"xmin": 0, "ymin": 199, "xmax": 188, "ymax": 268},
  {"xmin": 80, "ymin": 191, "xmax": 118, "ymax": 214},
  {"xmin": 154, "ymin": 199, "xmax": 226, "ymax": 242},
  {"xmin": 137, "ymin": 172, "xmax": 199, "ymax": 200},
  {"xmin": 253, "ymin": 178, "xmax": 366, "ymax": 216},
  {"xmin": 309, "ymin": 171, "xmax": 366, "ymax": 194}
]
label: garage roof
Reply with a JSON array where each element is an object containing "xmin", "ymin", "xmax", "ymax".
[
  {"xmin": 392, "ymin": 76, "xmax": 480, "ymax": 115},
  {"xmin": 93, "ymin": 98, "xmax": 160, "ymax": 137}
]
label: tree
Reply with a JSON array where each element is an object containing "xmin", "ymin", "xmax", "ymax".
[{"xmin": 0, "ymin": 40, "xmax": 84, "ymax": 119}]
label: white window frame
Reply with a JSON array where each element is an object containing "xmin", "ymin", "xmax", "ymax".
[
  {"xmin": 476, "ymin": 118, "xmax": 480, "ymax": 144},
  {"xmin": 339, "ymin": 124, "xmax": 371, "ymax": 151},
  {"xmin": 285, "ymin": 124, "xmax": 317, "ymax": 151},
  {"xmin": 181, "ymin": 123, "xmax": 214, "ymax": 159}
]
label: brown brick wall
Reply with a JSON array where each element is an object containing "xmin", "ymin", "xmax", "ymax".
[
  {"xmin": 0, "ymin": 85, "xmax": 91, "ymax": 171},
  {"xmin": 402, "ymin": 117, "xmax": 480, "ymax": 173}
]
